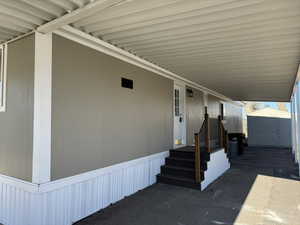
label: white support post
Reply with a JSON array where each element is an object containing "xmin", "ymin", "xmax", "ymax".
[
  {"xmin": 297, "ymin": 85, "xmax": 300, "ymax": 166},
  {"xmin": 293, "ymin": 91, "xmax": 298, "ymax": 163},
  {"xmin": 203, "ymin": 92, "xmax": 208, "ymax": 107},
  {"xmin": 0, "ymin": 44, "xmax": 7, "ymax": 112},
  {"xmin": 32, "ymin": 32, "xmax": 52, "ymax": 184},
  {"xmin": 293, "ymin": 96, "xmax": 297, "ymax": 162},
  {"xmin": 291, "ymin": 97, "xmax": 296, "ymax": 157}
]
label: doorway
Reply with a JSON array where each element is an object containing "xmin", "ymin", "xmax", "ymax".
[{"xmin": 174, "ymin": 82, "xmax": 186, "ymax": 148}]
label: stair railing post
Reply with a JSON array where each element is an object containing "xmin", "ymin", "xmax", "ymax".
[
  {"xmin": 194, "ymin": 133, "xmax": 201, "ymax": 183},
  {"xmin": 205, "ymin": 113, "xmax": 211, "ymax": 153},
  {"xmin": 218, "ymin": 115, "xmax": 223, "ymax": 149},
  {"xmin": 224, "ymin": 130, "xmax": 228, "ymax": 153}
]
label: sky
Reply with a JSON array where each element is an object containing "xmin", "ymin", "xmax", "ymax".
[{"xmin": 263, "ymin": 102, "xmax": 291, "ymax": 112}]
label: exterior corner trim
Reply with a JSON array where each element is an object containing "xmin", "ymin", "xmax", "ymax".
[{"xmin": 32, "ymin": 32, "xmax": 52, "ymax": 184}]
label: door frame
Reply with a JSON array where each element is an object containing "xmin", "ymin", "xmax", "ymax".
[{"xmin": 173, "ymin": 81, "xmax": 187, "ymax": 149}]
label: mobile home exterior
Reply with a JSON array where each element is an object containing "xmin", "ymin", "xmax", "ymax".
[
  {"xmin": 0, "ymin": 1, "xmax": 299, "ymax": 225},
  {"xmin": 0, "ymin": 31, "xmax": 243, "ymax": 225}
]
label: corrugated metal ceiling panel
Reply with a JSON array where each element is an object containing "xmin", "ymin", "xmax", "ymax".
[
  {"xmin": 0, "ymin": 0, "xmax": 89, "ymax": 42},
  {"xmin": 1, "ymin": 0, "xmax": 300, "ymax": 101},
  {"xmin": 71, "ymin": 0, "xmax": 300, "ymax": 101}
]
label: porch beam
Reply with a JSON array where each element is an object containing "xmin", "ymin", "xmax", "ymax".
[
  {"xmin": 32, "ymin": 32, "xmax": 52, "ymax": 184},
  {"xmin": 37, "ymin": 0, "xmax": 125, "ymax": 34}
]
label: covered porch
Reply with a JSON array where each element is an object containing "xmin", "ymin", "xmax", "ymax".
[{"xmin": 0, "ymin": 1, "xmax": 300, "ymax": 225}]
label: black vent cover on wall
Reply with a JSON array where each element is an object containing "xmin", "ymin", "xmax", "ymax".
[
  {"xmin": 186, "ymin": 88, "xmax": 194, "ymax": 97},
  {"xmin": 121, "ymin": 77, "xmax": 133, "ymax": 89}
]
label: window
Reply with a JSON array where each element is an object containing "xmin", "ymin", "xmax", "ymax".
[{"xmin": 0, "ymin": 44, "xmax": 7, "ymax": 112}]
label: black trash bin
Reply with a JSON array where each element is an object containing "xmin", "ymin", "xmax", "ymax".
[
  {"xmin": 228, "ymin": 139, "xmax": 239, "ymax": 159},
  {"xmin": 228, "ymin": 133, "xmax": 246, "ymax": 155}
]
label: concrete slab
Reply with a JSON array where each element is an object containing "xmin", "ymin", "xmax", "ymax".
[{"xmin": 235, "ymin": 175, "xmax": 300, "ymax": 225}]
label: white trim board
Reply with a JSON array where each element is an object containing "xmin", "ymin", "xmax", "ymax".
[
  {"xmin": 53, "ymin": 26, "xmax": 243, "ymax": 107},
  {"xmin": 40, "ymin": 151, "xmax": 168, "ymax": 193},
  {"xmin": 173, "ymin": 81, "xmax": 187, "ymax": 149},
  {"xmin": 0, "ymin": 174, "xmax": 38, "ymax": 193},
  {"xmin": 0, "ymin": 151, "xmax": 169, "ymax": 225},
  {"xmin": 1, "ymin": 31, "xmax": 34, "ymax": 46},
  {"xmin": 32, "ymin": 32, "xmax": 52, "ymax": 184},
  {"xmin": 0, "ymin": 43, "xmax": 7, "ymax": 112}
]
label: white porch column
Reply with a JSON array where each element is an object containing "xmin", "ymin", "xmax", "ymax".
[
  {"xmin": 294, "ymin": 95, "xmax": 298, "ymax": 163},
  {"xmin": 292, "ymin": 95, "xmax": 298, "ymax": 163},
  {"xmin": 296, "ymin": 85, "xmax": 300, "ymax": 164},
  {"xmin": 32, "ymin": 32, "xmax": 52, "ymax": 184},
  {"xmin": 293, "ymin": 90, "xmax": 298, "ymax": 163},
  {"xmin": 291, "ymin": 96, "xmax": 296, "ymax": 157},
  {"xmin": 203, "ymin": 92, "xmax": 208, "ymax": 107}
]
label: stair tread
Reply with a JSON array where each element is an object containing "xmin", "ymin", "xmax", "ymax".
[
  {"xmin": 157, "ymin": 174, "xmax": 199, "ymax": 184},
  {"xmin": 170, "ymin": 149, "xmax": 209, "ymax": 153},
  {"xmin": 170, "ymin": 149, "xmax": 195, "ymax": 153},
  {"xmin": 156, "ymin": 146, "xmax": 209, "ymax": 189},
  {"xmin": 162, "ymin": 165, "xmax": 195, "ymax": 172},
  {"xmin": 168, "ymin": 157, "xmax": 195, "ymax": 162},
  {"xmin": 168, "ymin": 156, "xmax": 207, "ymax": 162}
]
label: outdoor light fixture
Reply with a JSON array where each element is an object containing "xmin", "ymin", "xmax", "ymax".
[{"xmin": 187, "ymin": 88, "xmax": 194, "ymax": 97}]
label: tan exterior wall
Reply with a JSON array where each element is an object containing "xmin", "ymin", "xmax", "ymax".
[
  {"xmin": 186, "ymin": 87, "xmax": 204, "ymax": 145},
  {"xmin": 0, "ymin": 35, "xmax": 34, "ymax": 181},
  {"xmin": 51, "ymin": 35, "xmax": 173, "ymax": 180},
  {"xmin": 207, "ymin": 94, "xmax": 244, "ymax": 134},
  {"xmin": 224, "ymin": 103, "xmax": 244, "ymax": 133},
  {"xmin": 0, "ymin": 33, "xmax": 245, "ymax": 182},
  {"xmin": 207, "ymin": 95, "xmax": 221, "ymax": 119}
]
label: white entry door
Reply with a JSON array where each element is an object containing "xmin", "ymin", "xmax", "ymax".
[{"xmin": 174, "ymin": 83, "xmax": 186, "ymax": 148}]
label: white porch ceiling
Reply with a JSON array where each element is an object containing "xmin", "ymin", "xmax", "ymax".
[{"xmin": 1, "ymin": 0, "xmax": 300, "ymax": 101}]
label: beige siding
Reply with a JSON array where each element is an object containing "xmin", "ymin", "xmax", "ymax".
[
  {"xmin": 0, "ymin": 35, "xmax": 34, "ymax": 182},
  {"xmin": 207, "ymin": 95, "xmax": 221, "ymax": 119},
  {"xmin": 51, "ymin": 35, "xmax": 173, "ymax": 180},
  {"xmin": 186, "ymin": 91, "xmax": 244, "ymax": 145},
  {"xmin": 207, "ymin": 94, "xmax": 244, "ymax": 134},
  {"xmin": 224, "ymin": 103, "xmax": 244, "ymax": 133},
  {"xmin": 186, "ymin": 87, "xmax": 204, "ymax": 145}
]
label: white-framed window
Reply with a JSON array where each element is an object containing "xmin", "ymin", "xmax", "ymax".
[{"xmin": 0, "ymin": 44, "xmax": 7, "ymax": 112}]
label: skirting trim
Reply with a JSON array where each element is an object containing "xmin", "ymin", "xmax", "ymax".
[{"xmin": 0, "ymin": 151, "xmax": 169, "ymax": 225}]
